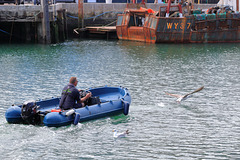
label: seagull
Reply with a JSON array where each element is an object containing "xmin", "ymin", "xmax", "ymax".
[
  {"xmin": 165, "ymin": 86, "xmax": 204, "ymax": 102},
  {"xmin": 113, "ymin": 129, "xmax": 129, "ymax": 138}
]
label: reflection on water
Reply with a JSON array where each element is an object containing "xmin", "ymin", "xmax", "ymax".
[{"xmin": 0, "ymin": 40, "xmax": 240, "ymax": 159}]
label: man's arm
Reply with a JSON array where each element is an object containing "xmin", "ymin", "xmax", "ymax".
[{"xmin": 77, "ymin": 92, "xmax": 92, "ymax": 103}]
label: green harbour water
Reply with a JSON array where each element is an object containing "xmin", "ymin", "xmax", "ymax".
[{"xmin": 0, "ymin": 39, "xmax": 240, "ymax": 159}]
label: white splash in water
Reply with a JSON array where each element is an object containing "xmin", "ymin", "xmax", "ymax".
[{"xmin": 157, "ymin": 102, "xmax": 165, "ymax": 107}]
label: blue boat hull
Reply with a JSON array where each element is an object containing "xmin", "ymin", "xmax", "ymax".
[{"xmin": 5, "ymin": 86, "xmax": 131, "ymax": 127}]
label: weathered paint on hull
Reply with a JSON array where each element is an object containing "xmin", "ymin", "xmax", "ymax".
[
  {"xmin": 128, "ymin": 27, "xmax": 146, "ymax": 42},
  {"xmin": 155, "ymin": 29, "xmax": 240, "ymax": 43},
  {"xmin": 117, "ymin": 27, "xmax": 156, "ymax": 43},
  {"xmin": 155, "ymin": 32, "xmax": 191, "ymax": 43},
  {"xmin": 155, "ymin": 17, "xmax": 193, "ymax": 43},
  {"xmin": 190, "ymin": 29, "xmax": 240, "ymax": 43}
]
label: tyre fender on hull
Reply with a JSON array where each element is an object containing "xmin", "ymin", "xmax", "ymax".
[
  {"xmin": 74, "ymin": 113, "xmax": 80, "ymax": 125},
  {"xmin": 5, "ymin": 106, "xmax": 22, "ymax": 123},
  {"xmin": 122, "ymin": 101, "xmax": 129, "ymax": 115}
]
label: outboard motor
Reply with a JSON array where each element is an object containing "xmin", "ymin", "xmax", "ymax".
[{"xmin": 21, "ymin": 100, "xmax": 40, "ymax": 125}]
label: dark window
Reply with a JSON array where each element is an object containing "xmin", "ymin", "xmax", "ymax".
[{"xmin": 117, "ymin": 16, "xmax": 123, "ymax": 26}]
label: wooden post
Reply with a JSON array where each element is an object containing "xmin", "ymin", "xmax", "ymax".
[
  {"xmin": 237, "ymin": 0, "xmax": 239, "ymax": 12},
  {"xmin": 41, "ymin": 0, "xmax": 51, "ymax": 44},
  {"xmin": 25, "ymin": 23, "xmax": 31, "ymax": 42},
  {"xmin": 78, "ymin": 0, "xmax": 84, "ymax": 28},
  {"xmin": 64, "ymin": 9, "xmax": 68, "ymax": 40}
]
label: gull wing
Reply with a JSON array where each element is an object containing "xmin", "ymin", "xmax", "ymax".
[
  {"xmin": 165, "ymin": 92, "xmax": 182, "ymax": 98},
  {"xmin": 188, "ymin": 86, "xmax": 204, "ymax": 95},
  {"xmin": 182, "ymin": 86, "xmax": 204, "ymax": 98}
]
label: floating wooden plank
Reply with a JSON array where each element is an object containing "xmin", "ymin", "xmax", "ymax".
[{"xmin": 85, "ymin": 26, "xmax": 116, "ymax": 34}]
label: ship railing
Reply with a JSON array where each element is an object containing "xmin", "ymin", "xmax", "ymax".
[{"xmin": 193, "ymin": 12, "xmax": 240, "ymax": 31}]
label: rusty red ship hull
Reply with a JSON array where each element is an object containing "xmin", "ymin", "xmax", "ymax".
[{"xmin": 116, "ymin": 7, "xmax": 240, "ymax": 43}]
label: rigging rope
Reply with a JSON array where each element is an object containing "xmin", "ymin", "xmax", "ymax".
[{"xmin": 0, "ymin": 29, "xmax": 10, "ymax": 35}]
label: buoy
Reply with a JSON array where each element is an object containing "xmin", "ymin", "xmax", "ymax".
[
  {"xmin": 74, "ymin": 113, "xmax": 80, "ymax": 125},
  {"xmin": 123, "ymin": 101, "xmax": 129, "ymax": 115}
]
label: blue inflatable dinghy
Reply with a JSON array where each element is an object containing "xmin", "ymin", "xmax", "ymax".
[{"xmin": 5, "ymin": 86, "xmax": 131, "ymax": 127}]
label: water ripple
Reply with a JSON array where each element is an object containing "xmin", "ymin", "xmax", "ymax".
[{"xmin": 0, "ymin": 41, "xmax": 240, "ymax": 159}]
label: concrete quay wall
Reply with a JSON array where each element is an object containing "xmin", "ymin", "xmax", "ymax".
[
  {"xmin": 0, "ymin": 3, "xmax": 216, "ymax": 43},
  {"xmin": 60, "ymin": 3, "xmax": 216, "ymax": 19},
  {"xmin": 0, "ymin": 3, "xmax": 216, "ymax": 22}
]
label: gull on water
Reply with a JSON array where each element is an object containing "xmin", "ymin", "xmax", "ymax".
[
  {"xmin": 165, "ymin": 86, "xmax": 204, "ymax": 102},
  {"xmin": 113, "ymin": 129, "xmax": 129, "ymax": 138}
]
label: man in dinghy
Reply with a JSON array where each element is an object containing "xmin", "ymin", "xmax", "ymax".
[{"xmin": 59, "ymin": 77, "xmax": 91, "ymax": 110}]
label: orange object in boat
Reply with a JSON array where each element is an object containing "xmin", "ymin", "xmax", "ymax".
[{"xmin": 51, "ymin": 109, "xmax": 61, "ymax": 112}]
